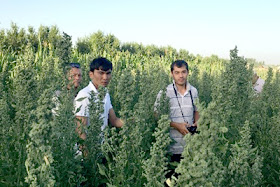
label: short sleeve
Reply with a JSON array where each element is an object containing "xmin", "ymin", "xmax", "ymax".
[
  {"xmin": 107, "ymin": 93, "xmax": 113, "ymax": 110},
  {"xmin": 74, "ymin": 91, "xmax": 89, "ymax": 117},
  {"xmin": 154, "ymin": 90, "xmax": 163, "ymax": 112},
  {"xmin": 191, "ymin": 87, "xmax": 199, "ymax": 111}
]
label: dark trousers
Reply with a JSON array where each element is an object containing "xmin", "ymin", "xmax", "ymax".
[{"xmin": 165, "ymin": 154, "xmax": 182, "ymax": 179}]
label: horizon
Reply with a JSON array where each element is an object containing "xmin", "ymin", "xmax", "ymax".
[{"xmin": 0, "ymin": 0, "xmax": 279, "ymax": 65}]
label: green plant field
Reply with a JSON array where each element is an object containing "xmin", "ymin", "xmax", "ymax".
[{"xmin": 0, "ymin": 24, "xmax": 279, "ymax": 187}]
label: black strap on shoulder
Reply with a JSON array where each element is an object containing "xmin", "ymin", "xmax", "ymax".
[
  {"xmin": 189, "ymin": 90, "xmax": 195, "ymax": 123},
  {"xmin": 173, "ymin": 84, "xmax": 185, "ymax": 122}
]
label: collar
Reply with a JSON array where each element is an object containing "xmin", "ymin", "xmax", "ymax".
[
  {"xmin": 89, "ymin": 81, "xmax": 98, "ymax": 93},
  {"xmin": 173, "ymin": 80, "xmax": 191, "ymax": 96}
]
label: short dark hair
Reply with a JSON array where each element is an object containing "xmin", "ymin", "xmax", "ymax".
[
  {"xmin": 64, "ymin": 62, "xmax": 81, "ymax": 74},
  {"xmin": 90, "ymin": 57, "xmax": 112, "ymax": 72},
  {"xmin": 171, "ymin": 60, "xmax": 189, "ymax": 72}
]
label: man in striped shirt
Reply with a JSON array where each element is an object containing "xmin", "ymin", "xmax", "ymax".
[{"xmin": 156, "ymin": 60, "xmax": 199, "ymax": 180}]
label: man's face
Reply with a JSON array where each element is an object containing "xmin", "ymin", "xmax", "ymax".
[
  {"xmin": 171, "ymin": 65, "xmax": 188, "ymax": 86},
  {"xmin": 68, "ymin": 67, "xmax": 82, "ymax": 88},
  {"xmin": 89, "ymin": 68, "xmax": 112, "ymax": 89}
]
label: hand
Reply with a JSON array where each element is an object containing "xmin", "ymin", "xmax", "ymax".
[{"xmin": 176, "ymin": 122, "xmax": 189, "ymax": 136}]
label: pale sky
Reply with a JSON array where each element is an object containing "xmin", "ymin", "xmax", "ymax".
[{"xmin": 0, "ymin": 0, "xmax": 279, "ymax": 65}]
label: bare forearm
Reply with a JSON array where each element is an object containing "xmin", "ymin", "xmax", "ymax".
[
  {"xmin": 112, "ymin": 118, "xmax": 124, "ymax": 128},
  {"xmin": 170, "ymin": 121, "xmax": 189, "ymax": 135},
  {"xmin": 109, "ymin": 108, "xmax": 123, "ymax": 128},
  {"xmin": 76, "ymin": 116, "xmax": 88, "ymax": 140},
  {"xmin": 171, "ymin": 121, "xmax": 182, "ymax": 128}
]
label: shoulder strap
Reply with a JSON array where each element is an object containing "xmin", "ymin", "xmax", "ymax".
[{"xmin": 189, "ymin": 89, "xmax": 195, "ymax": 123}]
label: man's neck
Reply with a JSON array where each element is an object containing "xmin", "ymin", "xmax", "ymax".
[
  {"xmin": 92, "ymin": 81, "xmax": 99, "ymax": 90},
  {"xmin": 175, "ymin": 82, "xmax": 187, "ymax": 95}
]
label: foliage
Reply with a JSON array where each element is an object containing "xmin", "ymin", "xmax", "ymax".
[
  {"xmin": 226, "ymin": 121, "xmax": 263, "ymax": 187},
  {"xmin": 143, "ymin": 115, "xmax": 171, "ymax": 187},
  {"xmin": 50, "ymin": 87, "xmax": 85, "ymax": 186},
  {"xmin": 25, "ymin": 89, "xmax": 56, "ymax": 187},
  {"xmin": 0, "ymin": 24, "xmax": 279, "ymax": 186},
  {"xmin": 174, "ymin": 103, "xmax": 226, "ymax": 187},
  {"xmin": 249, "ymin": 69, "xmax": 280, "ymax": 186},
  {"xmin": 211, "ymin": 47, "xmax": 253, "ymax": 144}
]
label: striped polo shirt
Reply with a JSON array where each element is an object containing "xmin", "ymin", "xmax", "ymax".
[{"xmin": 156, "ymin": 81, "xmax": 198, "ymax": 154}]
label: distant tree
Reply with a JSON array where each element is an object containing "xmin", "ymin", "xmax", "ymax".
[
  {"xmin": 145, "ymin": 44, "xmax": 164, "ymax": 57},
  {"xmin": 120, "ymin": 42, "xmax": 145, "ymax": 55},
  {"xmin": 4, "ymin": 23, "xmax": 27, "ymax": 54},
  {"xmin": 88, "ymin": 31, "xmax": 106, "ymax": 56},
  {"xmin": 26, "ymin": 26, "xmax": 39, "ymax": 52},
  {"xmin": 38, "ymin": 25, "xmax": 50, "ymax": 49},
  {"xmin": 177, "ymin": 49, "xmax": 195, "ymax": 62},
  {"xmin": 76, "ymin": 38, "xmax": 91, "ymax": 54},
  {"xmin": 104, "ymin": 33, "xmax": 120, "ymax": 54},
  {"xmin": 55, "ymin": 32, "xmax": 72, "ymax": 63}
]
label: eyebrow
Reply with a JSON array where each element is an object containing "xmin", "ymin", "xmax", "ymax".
[{"xmin": 97, "ymin": 70, "xmax": 112, "ymax": 74}]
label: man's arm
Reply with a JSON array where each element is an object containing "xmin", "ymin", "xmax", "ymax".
[
  {"xmin": 193, "ymin": 111, "xmax": 199, "ymax": 126},
  {"xmin": 170, "ymin": 110, "xmax": 199, "ymax": 135},
  {"xmin": 170, "ymin": 121, "xmax": 190, "ymax": 135},
  {"xmin": 75, "ymin": 116, "xmax": 88, "ymax": 140},
  {"xmin": 109, "ymin": 108, "xmax": 124, "ymax": 128}
]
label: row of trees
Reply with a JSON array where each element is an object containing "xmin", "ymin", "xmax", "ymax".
[{"xmin": 0, "ymin": 24, "xmax": 279, "ymax": 186}]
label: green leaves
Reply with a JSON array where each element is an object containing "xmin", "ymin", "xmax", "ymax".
[
  {"xmin": 143, "ymin": 115, "xmax": 171, "ymax": 187},
  {"xmin": 1, "ymin": 24, "xmax": 280, "ymax": 187},
  {"xmin": 227, "ymin": 121, "xmax": 263, "ymax": 186}
]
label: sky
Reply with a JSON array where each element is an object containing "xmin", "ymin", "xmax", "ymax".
[{"xmin": 0, "ymin": 0, "xmax": 279, "ymax": 65}]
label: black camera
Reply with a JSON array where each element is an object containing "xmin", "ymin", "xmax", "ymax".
[{"xmin": 187, "ymin": 126, "xmax": 198, "ymax": 134}]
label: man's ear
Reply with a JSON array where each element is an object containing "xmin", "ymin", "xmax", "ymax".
[{"xmin": 89, "ymin": 71, "xmax": 93, "ymax": 79}]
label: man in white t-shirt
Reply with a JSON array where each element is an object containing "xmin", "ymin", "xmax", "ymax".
[
  {"xmin": 74, "ymin": 57, "xmax": 123, "ymax": 140},
  {"xmin": 252, "ymin": 72, "xmax": 265, "ymax": 94}
]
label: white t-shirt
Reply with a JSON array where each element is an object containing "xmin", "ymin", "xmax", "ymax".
[
  {"xmin": 74, "ymin": 81, "xmax": 113, "ymax": 130},
  {"xmin": 253, "ymin": 78, "xmax": 265, "ymax": 94}
]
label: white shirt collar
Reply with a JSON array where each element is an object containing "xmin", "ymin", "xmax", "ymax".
[
  {"xmin": 89, "ymin": 81, "xmax": 98, "ymax": 93},
  {"xmin": 172, "ymin": 80, "xmax": 191, "ymax": 96}
]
